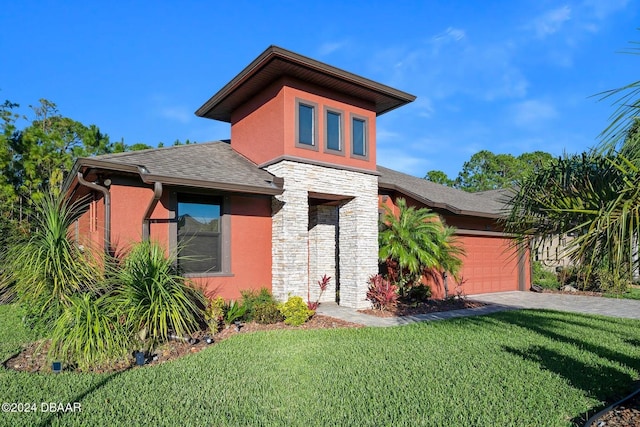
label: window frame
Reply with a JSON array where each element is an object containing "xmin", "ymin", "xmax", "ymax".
[
  {"xmin": 295, "ymin": 98, "xmax": 319, "ymax": 151},
  {"xmin": 350, "ymin": 113, "xmax": 369, "ymax": 160},
  {"xmin": 172, "ymin": 191, "xmax": 232, "ymax": 277},
  {"xmin": 323, "ymin": 106, "xmax": 344, "ymax": 155}
]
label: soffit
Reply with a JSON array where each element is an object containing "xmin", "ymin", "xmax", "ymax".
[{"xmin": 196, "ymin": 46, "xmax": 416, "ymax": 122}]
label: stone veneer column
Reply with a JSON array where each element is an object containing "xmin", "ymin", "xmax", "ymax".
[
  {"xmin": 308, "ymin": 205, "xmax": 338, "ymax": 303},
  {"xmin": 265, "ymin": 160, "xmax": 378, "ymax": 309}
]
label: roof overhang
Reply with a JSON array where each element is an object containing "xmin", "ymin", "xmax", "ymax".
[
  {"xmin": 196, "ymin": 45, "xmax": 416, "ymax": 122},
  {"xmin": 65, "ymin": 158, "xmax": 284, "ymax": 196},
  {"xmin": 378, "ymin": 181, "xmax": 501, "ymax": 219}
]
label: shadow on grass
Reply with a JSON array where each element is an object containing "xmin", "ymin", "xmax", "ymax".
[
  {"xmin": 468, "ymin": 310, "xmax": 640, "ymax": 426},
  {"xmin": 37, "ymin": 366, "xmax": 132, "ymax": 427},
  {"xmin": 470, "ymin": 310, "xmax": 640, "ymax": 374},
  {"xmin": 503, "ymin": 344, "xmax": 634, "ymax": 426}
]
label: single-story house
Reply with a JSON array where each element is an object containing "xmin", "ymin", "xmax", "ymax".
[{"xmin": 63, "ymin": 46, "xmax": 530, "ymax": 308}]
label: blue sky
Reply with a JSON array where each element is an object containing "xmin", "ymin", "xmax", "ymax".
[{"xmin": 1, "ymin": 0, "xmax": 638, "ymax": 179}]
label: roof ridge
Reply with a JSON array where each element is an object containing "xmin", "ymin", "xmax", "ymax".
[{"xmin": 91, "ymin": 140, "xmax": 226, "ymax": 160}]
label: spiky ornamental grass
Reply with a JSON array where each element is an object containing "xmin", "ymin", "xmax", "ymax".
[
  {"xmin": 4, "ymin": 193, "xmax": 106, "ymax": 325},
  {"xmin": 115, "ymin": 241, "xmax": 205, "ymax": 349},
  {"xmin": 48, "ymin": 293, "xmax": 130, "ymax": 371}
]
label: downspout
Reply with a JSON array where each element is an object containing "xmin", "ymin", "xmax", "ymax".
[
  {"xmin": 76, "ymin": 171, "xmax": 111, "ymax": 253},
  {"xmin": 138, "ymin": 166, "xmax": 163, "ymax": 242}
]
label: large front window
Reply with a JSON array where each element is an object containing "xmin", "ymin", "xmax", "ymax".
[{"xmin": 177, "ymin": 195, "xmax": 222, "ymax": 273}]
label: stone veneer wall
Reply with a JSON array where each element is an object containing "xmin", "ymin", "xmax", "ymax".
[
  {"xmin": 265, "ymin": 160, "xmax": 378, "ymax": 309},
  {"xmin": 308, "ymin": 205, "xmax": 338, "ymax": 303}
]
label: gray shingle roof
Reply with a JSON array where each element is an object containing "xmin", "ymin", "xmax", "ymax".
[
  {"xmin": 377, "ymin": 165, "xmax": 507, "ymax": 218},
  {"xmin": 70, "ymin": 141, "xmax": 283, "ymax": 195}
]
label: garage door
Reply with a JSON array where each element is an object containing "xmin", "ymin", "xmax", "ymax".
[{"xmin": 457, "ymin": 235, "xmax": 522, "ymax": 295}]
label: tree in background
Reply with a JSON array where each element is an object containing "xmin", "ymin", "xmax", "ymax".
[
  {"xmin": 424, "ymin": 170, "xmax": 455, "ymax": 187},
  {"xmin": 0, "ymin": 99, "xmax": 112, "ymax": 219},
  {"xmin": 425, "ymin": 150, "xmax": 553, "ymax": 192}
]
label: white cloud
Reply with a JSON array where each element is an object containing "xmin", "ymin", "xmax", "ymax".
[
  {"xmin": 376, "ymin": 147, "xmax": 427, "ymax": 176},
  {"xmin": 317, "ymin": 41, "xmax": 347, "ymax": 56},
  {"xmin": 159, "ymin": 106, "xmax": 192, "ymax": 123},
  {"xmin": 432, "ymin": 27, "xmax": 466, "ymax": 43},
  {"xmin": 511, "ymin": 99, "xmax": 558, "ymax": 127},
  {"xmin": 376, "ymin": 127, "xmax": 403, "ymax": 143},
  {"xmin": 582, "ymin": 0, "xmax": 629, "ymax": 20},
  {"xmin": 531, "ymin": 5, "xmax": 572, "ymax": 38}
]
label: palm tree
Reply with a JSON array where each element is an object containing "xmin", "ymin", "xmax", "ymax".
[
  {"xmin": 379, "ymin": 198, "xmax": 465, "ymax": 296},
  {"xmin": 503, "ymin": 134, "xmax": 640, "ymax": 290}
]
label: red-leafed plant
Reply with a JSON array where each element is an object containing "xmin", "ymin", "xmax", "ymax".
[
  {"xmin": 366, "ymin": 274, "xmax": 398, "ymax": 311},
  {"xmin": 307, "ymin": 274, "xmax": 331, "ymax": 310}
]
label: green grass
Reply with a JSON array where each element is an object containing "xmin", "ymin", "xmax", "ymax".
[
  {"xmin": 2, "ymin": 304, "xmax": 640, "ymax": 426},
  {"xmin": 0, "ymin": 304, "xmax": 37, "ymax": 363},
  {"xmin": 604, "ymin": 286, "xmax": 640, "ymax": 300}
]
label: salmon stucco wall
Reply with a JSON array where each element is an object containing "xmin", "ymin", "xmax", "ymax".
[
  {"xmin": 230, "ymin": 79, "xmax": 286, "ymax": 166},
  {"xmin": 192, "ymin": 195, "xmax": 272, "ymax": 301},
  {"xmin": 230, "ymin": 76, "xmax": 377, "ymax": 172}
]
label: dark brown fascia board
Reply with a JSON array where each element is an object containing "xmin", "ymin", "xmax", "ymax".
[
  {"xmin": 258, "ymin": 154, "xmax": 381, "ymax": 176},
  {"xmin": 195, "ymin": 45, "xmax": 416, "ymax": 120},
  {"xmin": 68, "ymin": 158, "xmax": 284, "ymax": 196},
  {"xmin": 378, "ymin": 182, "xmax": 501, "ymax": 219}
]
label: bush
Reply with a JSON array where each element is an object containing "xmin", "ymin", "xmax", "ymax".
[
  {"xmin": 366, "ymin": 275, "xmax": 398, "ymax": 311},
  {"xmin": 115, "ymin": 241, "xmax": 205, "ymax": 349},
  {"xmin": 240, "ymin": 288, "xmax": 275, "ymax": 321},
  {"xmin": 49, "ymin": 293, "xmax": 130, "ymax": 371},
  {"xmin": 532, "ymin": 262, "xmax": 560, "ymax": 290},
  {"xmin": 224, "ymin": 300, "xmax": 247, "ymax": 325},
  {"xmin": 253, "ymin": 301, "xmax": 284, "ymax": 324},
  {"xmin": 406, "ymin": 284, "xmax": 431, "ymax": 302},
  {"xmin": 278, "ymin": 296, "xmax": 314, "ymax": 326},
  {"xmin": 205, "ymin": 297, "xmax": 225, "ymax": 333}
]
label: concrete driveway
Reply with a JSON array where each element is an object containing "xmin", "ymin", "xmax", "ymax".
[
  {"xmin": 317, "ymin": 291, "xmax": 640, "ymax": 327},
  {"xmin": 469, "ymin": 291, "xmax": 640, "ymax": 320}
]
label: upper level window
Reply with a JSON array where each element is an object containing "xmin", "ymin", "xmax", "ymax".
[
  {"xmin": 325, "ymin": 108, "xmax": 343, "ymax": 153},
  {"xmin": 177, "ymin": 195, "xmax": 222, "ymax": 274},
  {"xmin": 351, "ymin": 115, "xmax": 368, "ymax": 158},
  {"xmin": 295, "ymin": 99, "xmax": 318, "ymax": 149}
]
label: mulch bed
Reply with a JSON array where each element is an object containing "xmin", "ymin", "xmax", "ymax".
[
  {"xmin": 4, "ymin": 314, "xmax": 362, "ymax": 375},
  {"xmin": 587, "ymin": 391, "xmax": 640, "ymax": 427},
  {"xmin": 358, "ymin": 298, "xmax": 486, "ymax": 318}
]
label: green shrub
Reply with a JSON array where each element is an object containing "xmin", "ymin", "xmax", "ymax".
[
  {"xmin": 240, "ymin": 287, "xmax": 275, "ymax": 321},
  {"xmin": 532, "ymin": 261, "xmax": 560, "ymax": 290},
  {"xmin": 224, "ymin": 300, "xmax": 247, "ymax": 325},
  {"xmin": 407, "ymin": 284, "xmax": 432, "ymax": 302},
  {"xmin": 253, "ymin": 301, "xmax": 284, "ymax": 324},
  {"xmin": 278, "ymin": 296, "xmax": 314, "ymax": 326},
  {"xmin": 205, "ymin": 296, "xmax": 225, "ymax": 333}
]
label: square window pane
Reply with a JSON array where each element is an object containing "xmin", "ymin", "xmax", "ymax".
[
  {"xmin": 327, "ymin": 111, "xmax": 341, "ymax": 151},
  {"xmin": 178, "ymin": 233, "xmax": 220, "ymax": 273},
  {"xmin": 298, "ymin": 104, "xmax": 314, "ymax": 145},
  {"xmin": 352, "ymin": 118, "xmax": 366, "ymax": 156}
]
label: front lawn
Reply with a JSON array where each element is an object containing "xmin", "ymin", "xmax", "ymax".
[{"xmin": 1, "ymin": 305, "xmax": 640, "ymax": 426}]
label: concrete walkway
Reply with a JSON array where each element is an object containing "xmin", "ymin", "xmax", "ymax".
[{"xmin": 316, "ymin": 291, "xmax": 640, "ymax": 327}]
